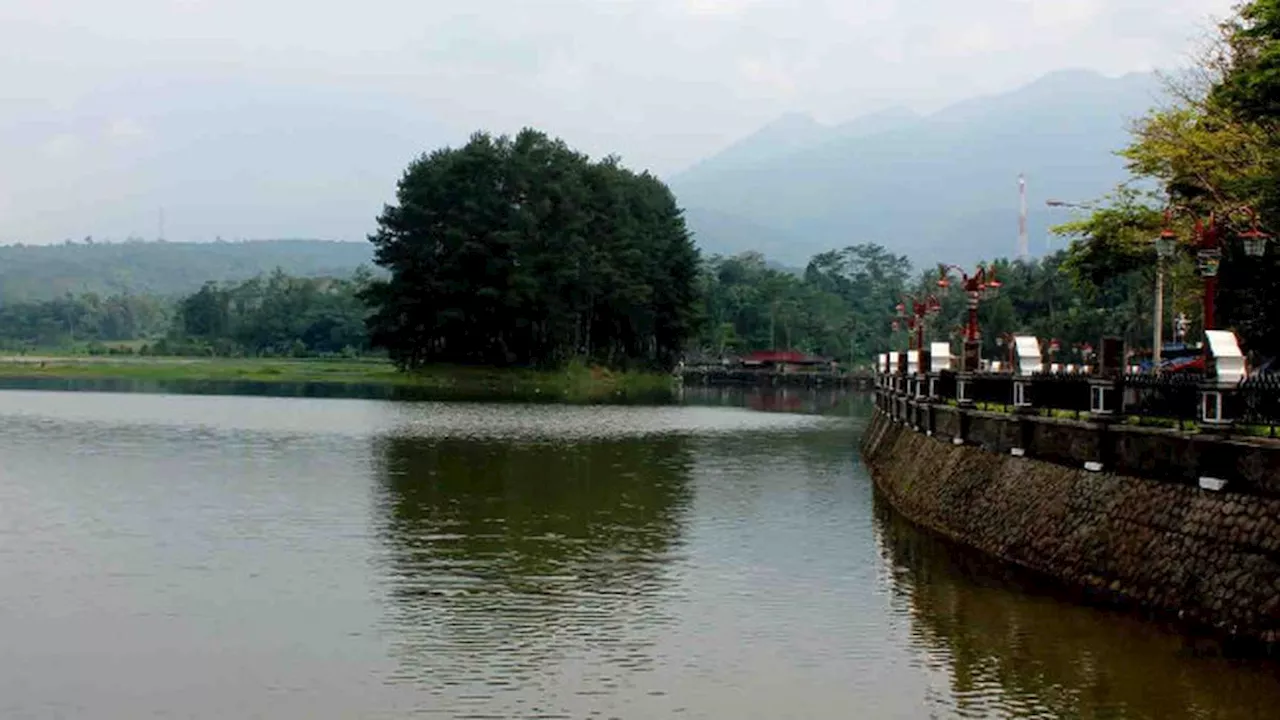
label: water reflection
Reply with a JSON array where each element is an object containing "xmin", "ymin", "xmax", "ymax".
[
  {"xmin": 679, "ymin": 385, "xmax": 870, "ymax": 416},
  {"xmin": 371, "ymin": 433, "xmax": 694, "ymax": 709},
  {"xmin": 2, "ymin": 386, "xmax": 1277, "ymax": 719},
  {"xmin": 874, "ymin": 492, "xmax": 1280, "ymax": 719},
  {"xmin": 0, "ymin": 376, "xmax": 673, "ymax": 404}
]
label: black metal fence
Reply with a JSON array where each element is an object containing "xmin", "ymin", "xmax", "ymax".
[
  {"xmin": 1122, "ymin": 372, "xmax": 1203, "ymax": 426},
  {"xmin": 1236, "ymin": 374, "xmax": 1280, "ymax": 437},
  {"xmin": 883, "ymin": 369, "xmax": 1280, "ymax": 432},
  {"xmin": 1027, "ymin": 372, "xmax": 1092, "ymax": 419}
]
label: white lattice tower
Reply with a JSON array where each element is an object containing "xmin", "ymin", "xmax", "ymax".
[{"xmin": 1018, "ymin": 174, "xmax": 1028, "ymax": 260}]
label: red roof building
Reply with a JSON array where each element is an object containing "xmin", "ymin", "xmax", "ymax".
[{"xmin": 741, "ymin": 350, "xmax": 832, "ymax": 371}]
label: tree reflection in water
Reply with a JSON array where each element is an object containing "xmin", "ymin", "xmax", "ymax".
[
  {"xmin": 679, "ymin": 385, "xmax": 871, "ymax": 417},
  {"xmin": 370, "ymin": 433, "xmax": 694, "ymax": 703},
  {"xmin": 873, "ymin": 492, "xmax": 1280, "ymax": 720}
]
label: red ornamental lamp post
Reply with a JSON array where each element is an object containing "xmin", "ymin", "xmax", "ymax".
[
  {"xmin": 900, "ymin": 294, "xmax": 943, "ymax": 351},
  {"xmin": 891, "ymin": 315, "xmax": 914, "ymax": 351},
  {"xmin": 893, "ymin": 303, "xmax": 909, "ymax": 350},
  {"xmin": 937, "ymin": 263, "xmax": 1002, "ymax": 343},
  {"xmin": 1076, "ymin": 342, "xmax": 1094, "ymax": 367},
  {"xmin": 1160, "ymin": 205, "xmax": 1271, "ymax": 339}
]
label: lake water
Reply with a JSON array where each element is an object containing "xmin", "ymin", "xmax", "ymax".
[{"xmin": 0, "ymin": 388, "xmax": 1277, "ymax": 719}]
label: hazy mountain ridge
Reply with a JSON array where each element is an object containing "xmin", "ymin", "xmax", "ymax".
[
  {"xmin": 0, "ymin": 239, "xmax": 374, "ymax": 301},
  {"xmin": 673, "ymin": 70, "xmax": 1163, "ymax": 265}
]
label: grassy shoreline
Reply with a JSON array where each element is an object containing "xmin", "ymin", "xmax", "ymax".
[{"xmin": 0, "ymin": 356, "xmax": 677, "ymax": 404}]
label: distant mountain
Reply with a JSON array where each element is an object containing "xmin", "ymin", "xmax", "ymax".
[
  {"xmin": 677, "ymin": 106, "xmax": 920, "ymax": 180},
  {"xmin": 681, "ymin": 207, "xmax": 805, "ymax": 259},
  {"xmin": 0, "ymin": 239, "xmax": 373, "ymax": 301},
  {"xmin": 672, "ymin": 70, "xmax": 1163, "ymax": 267}
]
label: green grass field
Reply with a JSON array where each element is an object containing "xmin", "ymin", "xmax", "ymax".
[{"xmin": 0, "ymin": 355, "xmax": 677, "ymax": 403}]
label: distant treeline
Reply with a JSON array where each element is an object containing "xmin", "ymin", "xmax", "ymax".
[
  {"xmin": 0, "ymin": 269, "xmax": 372, "ymax": 358},
  {"xmin": 695, "ymin": 244, "xmax": 1143, "ymax": 366},
  {"xmin": 0, "ymin": 243, "xmax": 1163, "ymax": 367},
  {"xmin": 171, "ymin": 270, "xmax": 371, "ymax": 357},
  {"xmin": 0, "ymin": 293, "xmax": 172, "ymax": 351}
]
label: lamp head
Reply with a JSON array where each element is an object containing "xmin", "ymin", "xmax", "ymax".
[{"xmin": 1240, "ymin": 227, "xmax": 1270, "ymax": 258}]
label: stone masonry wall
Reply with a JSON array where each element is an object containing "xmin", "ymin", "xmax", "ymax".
[{"xmin": 862, "ymin": 409, "xmax": 1280, "ymax": 641}]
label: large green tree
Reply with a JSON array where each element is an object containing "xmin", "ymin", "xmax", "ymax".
[
  {"xmin": 363, "ymin": 129, "xmax": 700, "ymax": 370},
  {"xmin": 1064, "ymin": 0, "xmax": 1280, "ymax": 359}
]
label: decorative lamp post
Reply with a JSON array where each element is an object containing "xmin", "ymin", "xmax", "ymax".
[
  {"xmin": 893, "ymin": 302, "xmax": 910, "ymax": 351},
  {"xmin": 1161, "ymin": 204, "xmax": 1271, "ymax": 343},
  {"xmin": 1155, "ymin": 228, "xmax": 1178, "ymax": 260},
  {"xmin": 980, "ymin": 266, "xmax": 1003, "ymax": 300},
  {"xmin": 1195, "ymin": 217, "xmax": 1222, "ymax": 334},
  {"xmin": 1073, "ymin": 342, "xmax": 1094, "ymax": 371},
  {"xmin": 900, "ymin": 294, "xmax": 943, "ymax": 351},
  {"xmin": 1233, "ymin": 205, "xmax": 1271, "ymax": 258},
  {"xmin": 938, "ymin": 263, "xmax": 1001, "ymax": 372},
  {"xmin": 937, "ymin": 264, "xmax": 1002, "ymax": 341}
]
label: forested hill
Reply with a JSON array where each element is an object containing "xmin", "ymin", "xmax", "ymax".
[{"xmin": 0, "ymin": 240, "xmax": 373, "ymax": 301}]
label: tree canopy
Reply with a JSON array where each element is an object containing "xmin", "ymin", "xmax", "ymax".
[
  {"xmin": 1054, "ymin": 0, "xmax": 1280, "ymax": 359},
  {"xmin": 363, "ymin": 129, "xmax": 700, "ymax": 370},
  {"xmin": 174, "ymin": 270, "xmax": 371, "ymax": 357}
]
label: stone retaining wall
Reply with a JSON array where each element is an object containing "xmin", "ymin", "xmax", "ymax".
[
  {"xmin": 893, "ymin": 400, "xmax": 1280, "ymax": 499},
  {"xmin": 862, "ymin": 408, "xmax": 1280, "ymax": 642}
]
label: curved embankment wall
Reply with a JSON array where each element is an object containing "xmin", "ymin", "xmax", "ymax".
[{"xmin": 861, "ymin": 408, "xmax": 1280, "ymax": 642}]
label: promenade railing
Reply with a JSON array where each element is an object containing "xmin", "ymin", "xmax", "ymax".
[{"xmin": 881, "ymin": 367, "xmax": 1280, "ymax": 435}]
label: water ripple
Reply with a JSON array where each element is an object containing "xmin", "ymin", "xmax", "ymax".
[{"xmin": 0, "ymin": 390, "xmax": 1277, "ymax": 719}]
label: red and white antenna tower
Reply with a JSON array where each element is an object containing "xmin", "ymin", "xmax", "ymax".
[{"xmin": 1017, "ymin": 173, "xmax": 1029, "ymax": 260}]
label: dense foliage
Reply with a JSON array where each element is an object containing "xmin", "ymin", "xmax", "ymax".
[
  {"xmin": 696, "ymin": 245, "xmax": 910, "ymax": 363},
  {"xmin": 172, "ymin": 270, "xmax": 370, "ymax": 357},
  {"xmin": 696, "ymin": 245, "xmax": 1140, "ymax": 366},
  {"xmin": 0, "ymin": 293, "xmax": 171, "ymax": 350},
  {"xmin": 0, "ymin": 269, "xmax": 370, "ymax": 358},
  {"xmin": 364, "ymin": 129, "xmax": 700, "ymax": 370},
  {"xmin": 1057, "ymin": 0, "xmax": 1280, "ymax": 359}
]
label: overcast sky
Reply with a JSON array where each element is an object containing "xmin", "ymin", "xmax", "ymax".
[{"xmin": 0, "ymin": 0, "xmax": 1235, "ymax": 244}]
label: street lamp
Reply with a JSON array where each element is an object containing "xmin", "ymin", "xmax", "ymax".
[
  {"xmin": 937, "ymin": 263, "xmax": 1001, "ymax": 344},
  {"xmin": 1233, "ymin": 206, "xmax": 1271, "ymax": 258},
  {"xmin": 900, "ymin": 294, "xmax": 943, "ymax": 351},
  {"xmin": 938, "ymin": 263, "xmax": 1001, "ymax": 373},
  {"xmin": 1159, "ymin": 204, "xmax": 1272, "ymax": 343},
  {"xmin": 1076, "ymin": 342, "xmax": 1095, "ymax": 369},
  {"xmin": 1155, "ymin": 228, "xmax": 1178, "ymax": 260}
]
